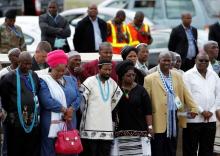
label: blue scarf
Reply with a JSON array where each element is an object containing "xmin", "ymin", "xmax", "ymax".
[{"xmin": 159, "ymin": 70, "xmax": 177, "ymax": 138}]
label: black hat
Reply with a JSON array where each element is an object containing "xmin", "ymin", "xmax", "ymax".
[
  {"xmin": 121, "ymin": 46, "xmax": 138, "ymax": 60},
  {"xmin": 5, "ymin": 10, "xmax": 16, "ymax": 19},
  {"xmin": 116, "ymin": 60, "xmax": 134, "ymax": 79}
]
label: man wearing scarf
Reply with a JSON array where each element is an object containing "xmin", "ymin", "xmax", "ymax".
[
  {"xmin": 144, "ymin": 51, "xmax": 198, "ymax": 156},
  {"xmin": 0, "ymin": 52, "xmax": 40, "ymax": 156},
  {"xmin": 0, "ymin": 10, "xmax": 26, "ymax": 54}
]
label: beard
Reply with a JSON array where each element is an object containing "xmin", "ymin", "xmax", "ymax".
[{"xmin": 100, "ymin": 75, "xmax": 110, "ymax": 81}]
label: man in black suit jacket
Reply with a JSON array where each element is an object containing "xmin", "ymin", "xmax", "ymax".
[
  {"xmin": 73, "ymin": 4, "xmax": 107, "ymax": 53},
  {"xmin": 32, "ymin": 41, "xmax": 52, "ymax": 71},
  {"xmin": 209, "ymin": 22, "xmax": 220, "ymax": 59},
  {"xmin": 39, "ymin": 0, "xmax": 71, "ymax": 52},
  {"xmin": 168, "ymin": 13, "xmax": 198, "ymax": 71}
]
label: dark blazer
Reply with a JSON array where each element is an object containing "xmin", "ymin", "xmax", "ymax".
[
  {"xmin": 73, "ymin": 16, "xmax": 107, "ymax": 52},
  {"xmin": 168, "ymin": 24, "xmax": 198, "ymax": 60},
  {"xmin": 31, "ymin": 56, "xmax": 48, "ymax": 71},
  {"xmin": 209, "ymin": 22, "xmax": 220, "ymax": 59},
  {"xmin": 39, "ymin": 13, "xmax": 71, "ymax": 52}
]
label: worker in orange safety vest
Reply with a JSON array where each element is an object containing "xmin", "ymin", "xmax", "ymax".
[
  {"xmin": 107, "ymin": 10, "xmax": 129, "ymax": 54},
  {"xmin": 127, "ymin": 11, "xmax": 153, "ymax": 47}
]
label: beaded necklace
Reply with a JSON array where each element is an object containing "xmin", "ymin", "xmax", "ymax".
[
  {"xmin": 16, "ymin": 68, "xmax": 38, "ymax": 133},
  {"xmin": 96, "ymin": 75, "xmax": 110, "ymax": 102}
]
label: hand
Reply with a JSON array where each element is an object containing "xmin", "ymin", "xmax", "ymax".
[
  {"xmin": 216, "ymin": 110, "xmax": 220, "ymax": 121},
  {"xmin": 189, "ymin": 112, "xmax": 198, "ymax": 119},
  {"xmin": 201, "ymin": 111, "xmax": 209, "ymax": 121},
  {"xmin": 206, "ymin": 111, "xmax": 213, "ymax": 122},
  {"xmin": 64, "ymin": 107, "xmax": 74, "ymax": 121},
  {"xmin": 147, "ymin": 128, "xmax": 154, "ymax": 139}
]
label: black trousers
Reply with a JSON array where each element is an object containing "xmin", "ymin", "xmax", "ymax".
[
  {"xmin": 183, "ymin": 122, "xmax": 216, "ymax": 156},
  {"xmin": 7, "ymin": 123, "xmax": 40, "ymax": 156},
  {"xmin": 151, "ymin": 132, "xmax": 177, "ymax": 156},
  {"xmin": 79, "ymin": 139, "xmax": 112, "ymax": 156},
  {"xmin": 181, "ymin": 58, "xmax": 195, "ymax": 72}
]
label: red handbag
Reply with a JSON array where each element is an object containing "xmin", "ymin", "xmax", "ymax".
[{"xmin": 55, "ymin": 124, "xmax": 83, "ymax": 154}]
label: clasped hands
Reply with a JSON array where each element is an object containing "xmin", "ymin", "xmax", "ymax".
[
  {"xmin": 61, "ymin": 107, "xmax": 74, "ymax": 122},
  {"xmin": 201, "ymin": 111, "xmax": 213, "ymax": 122}
]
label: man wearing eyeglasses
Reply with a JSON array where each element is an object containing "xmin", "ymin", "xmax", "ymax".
[{"xmin": 182, "ymin": 52, "xmax": 220, "ymax": 156}]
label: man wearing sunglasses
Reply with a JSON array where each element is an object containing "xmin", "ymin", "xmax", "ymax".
[{"xmin": 182, "ymin": 52, "xmax": 220, "ymax": 156}]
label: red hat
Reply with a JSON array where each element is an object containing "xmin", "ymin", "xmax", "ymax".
[{"xmin": 47, "ymin": 50, "xmax": 68, "ymax": 68}]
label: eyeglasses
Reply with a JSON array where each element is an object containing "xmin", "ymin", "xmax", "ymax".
[
  {"xmin": 198, "ymin": 59, "xmax": 209, "ymax": 63},
  {"xmin": 135, "ymin": 43, "xmax": 148, "ymax": 48},
  {"xmin": 211, "ymin": 45, "xmax": 219, "ymax": 49}
]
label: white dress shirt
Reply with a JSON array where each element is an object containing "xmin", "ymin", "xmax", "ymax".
[
  {"xmin": 183, "ymin": 66, "xmax": 220, "ymax": 123},
  {"xmin": 90, "ymin": 17, "xmax": 102, "ymax": 51}
]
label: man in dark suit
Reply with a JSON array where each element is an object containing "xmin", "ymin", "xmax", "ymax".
[
  {"xmin": 209, "ymin": 21, "xmax": 220, "ymax": 59},
  {"xmin": 39, "ymin": 0, "xmax": 70, "ymax": 52},
  {"xmin": 73, "ymin": 4, "xmax": 107, "ymax": 53},
  {"xmin": 31, "ymin": 41, "xmax": 52, "ymax": 71},
  {"xmin": 168, "ymin": 13, "xmax": 198, "ymax": 71}
]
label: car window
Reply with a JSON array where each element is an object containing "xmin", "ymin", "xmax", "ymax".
[
  {"xmin": 24, "ymin": 34, "xmax": 34, "ymax": 45},
  {"xmin": 165, "ymin": 0, "xmax": 195, "ymax": 19},
  {"xmin": 133, "ymin": 0, "xmax": 163, "ymax": 20},
  {"xmin": 149, "ymin": 32, "xmax": 169, "ymax": 49},
  {"xmin": 200, "ymin": 0, "xmax": 220, "ymax": 18},
  {"xmin": 105, "ymin": 0, "xmax": 128, "ymax": 8}
]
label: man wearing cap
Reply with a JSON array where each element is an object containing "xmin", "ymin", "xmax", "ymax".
[
  {"xmin": 0, "ymin": 52, "xmax": 40, "ymax": 156},
  {"xmin": 80, "ymin": 59, "xmax": 122, "ymax": 156},
  {"xmin": 0, "ymin": 10, "xmax": 26, "ymax": 54},
  {"xmin": 39, "ymin": 0, "xmax": 70, "ymax": 52},
  {"xmin": 82, "ymin": 42, "xmax": 118, "ymax": 82},
  {"xmin": 32, "ymin": 41, "xmax": 52, "ymax": 71}
]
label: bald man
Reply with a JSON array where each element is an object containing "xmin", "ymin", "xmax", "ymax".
[
  {"xmin": 107, "ymin": 10, "xmax": 129, "ymax": 54},
  {"xmin": 168, "ymin": 13, "xmax": 198, "ymax": 71},
  {"xmin": 144, "ymin": 51, "xmax": 198, "ymax": 156},
  {"xmin": 127, "ymin": 11, "xmax": 153, "ymax": 47},
  {"xmin": 0, "ymin": 51, "xmax": 40, "ymax": 156},
  {"xmin": 73, "ymin": 4, "xmax": 107, "ymax": 52},
  {"xmin": 183, "ymin": 52, "xmax": 220, "ymax": 156}
]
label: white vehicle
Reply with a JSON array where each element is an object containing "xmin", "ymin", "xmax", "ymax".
[
  {"xmin": 98, "ymin": 0, "xmax": 220, "ymax": 29},
  {"xmin": 0, "ymin": 16, "xmax": 40, "ymax": 53},
  {"xmin": 60, "ymin": 7, "xmax": 154, "ymax": 27}
]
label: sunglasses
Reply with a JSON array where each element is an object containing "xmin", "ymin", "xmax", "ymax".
[{"xmin": 198, "ymin": 59, "xmax": 209, "ymax": 63}]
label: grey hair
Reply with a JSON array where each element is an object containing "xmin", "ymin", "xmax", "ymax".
[
  {"xmin": 8, "ymin": 48, "xmax": 21, "ymax": 56},
  {"xmin": 158, "ymin": 51, "xmax": 172, "ymax": 61},
  {"xmin": 99, "ymin": 42, "xmax": 112, "ymax": 51},
  {"xmin": 203, "ymin": 40, "xmax": 218, "ymax": 52}
]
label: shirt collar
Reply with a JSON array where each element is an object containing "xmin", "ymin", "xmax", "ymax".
[
  {"xmin": 192, "ymin": 65, "xmax": 211, "ymax": 78},
  {"xmin": 89, "ymin": 16, "xmax": 98, "ymax": 22},
  {"xmin": 182, "ymin": 24, "xmax": 192, "ymax": 30}
]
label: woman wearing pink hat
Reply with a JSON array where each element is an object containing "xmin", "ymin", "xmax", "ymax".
[{"xmin": 38, "ymin": 50, "xmax": 81, "ymax": 156}]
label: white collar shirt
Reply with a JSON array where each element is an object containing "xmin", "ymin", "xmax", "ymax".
[
  {"xmin": 183, "ymin": 65, "xmax": 220, "ymax": 123},
  {"xmin": 90, "ymin": 17, "xmax": 102, "ymax": 51},
  {"xmin": 135, "ymin": 60, "xmax": 148, "ymax": 75}
]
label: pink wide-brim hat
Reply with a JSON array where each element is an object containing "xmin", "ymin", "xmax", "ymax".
[{"xmin": 47, "ymin": 50, "xmax": 68, "ymax": 68}]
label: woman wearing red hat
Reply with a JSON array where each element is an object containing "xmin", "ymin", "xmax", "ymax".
[{"xmin": 38, "ymin": 50, "xmax": 81, "ymax": 156}]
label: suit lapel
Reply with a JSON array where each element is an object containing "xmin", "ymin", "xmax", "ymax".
[{"xmin": 155, "ymin": 72, "xmax": 166, "ymax": 93}]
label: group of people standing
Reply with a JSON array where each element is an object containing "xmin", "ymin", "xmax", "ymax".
[{"xmin": 0, "ymin": 0, "xmax": 220, "ymax": 156}]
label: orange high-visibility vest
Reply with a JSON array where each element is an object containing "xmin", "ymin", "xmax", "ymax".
[
  {"xmin": 127, "ymin": 23, "xmax": 150, "ymax": 47},
  {"xmin": 107, "ymin": 21, "xmax": 129, "ymax": 54}
]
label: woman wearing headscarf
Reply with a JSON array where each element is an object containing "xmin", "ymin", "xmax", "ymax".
[
  {"xmin": 120, "ymin": 46, "xmax": 145, "ymax": 85},
  {"xmin": 111, "ymin": 60, "xmax": 153, "ymax": 156},
  {"xmin": 38, "ymin": 50, "xmax": 81, "ymax": 156}
]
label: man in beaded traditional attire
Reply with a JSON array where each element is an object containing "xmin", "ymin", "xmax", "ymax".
[
  {"xmin": 144, "ymin": 51, "xmax": 198, "ymax": 156},
  {"xmin": 80, "ymin": 59, "xmax": 122, "ymax": 156},
  {"xmin": 0, "ymin": 52, "xmax": 40, "ymax": 156}
]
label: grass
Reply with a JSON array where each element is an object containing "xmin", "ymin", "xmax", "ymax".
[{"xmin": 64, "ymin": 0, "xmax": 103, "ymax": 10}]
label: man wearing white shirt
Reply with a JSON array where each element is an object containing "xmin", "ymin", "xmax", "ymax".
[
  {"xmin": 183, "ymin": 52, "xmax": 220, "ymax": 156},
  {"xmin": 73, "ymin": 4, "xmax": 107, "ymax": 52}
]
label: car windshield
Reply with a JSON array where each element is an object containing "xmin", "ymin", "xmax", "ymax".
[{"xmin": 201, "ymin": 0, "xmax": 220, "ymax": 18}]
